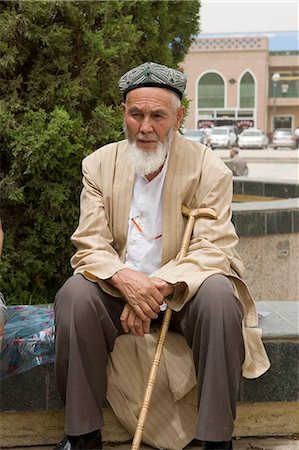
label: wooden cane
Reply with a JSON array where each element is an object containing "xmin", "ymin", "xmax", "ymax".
[{"xmin": 131, "ymin": 205, "xmax": 217, "ymax": 450}]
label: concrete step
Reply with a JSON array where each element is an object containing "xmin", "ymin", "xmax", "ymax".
[
  {"xmin": 1, "ymin": 403, "xmax": 298, "ymax": 447},
  {"xmin": 0, "ymin": 301, "xmax": 298, "ymax": 447},
  {"xmin": 2, "ymin": 437, "xmax": 299, "ymax": 450}
]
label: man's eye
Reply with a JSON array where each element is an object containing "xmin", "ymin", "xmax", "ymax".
[
  {"xmin": 131, "ymin": 112, "xmax": 142, "ymax": 117},
  {"xmin": 153, "ymin": 113, "xmax": 163, "ymax": 119}
]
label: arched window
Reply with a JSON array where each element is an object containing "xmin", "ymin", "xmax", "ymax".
[
  {"xmin": 198, "ymin": 73, "xmax": 225, "ymax": 108},
  {"xmin": 239, "ymin": 72, "xmax": 255, "ymax": 108}
]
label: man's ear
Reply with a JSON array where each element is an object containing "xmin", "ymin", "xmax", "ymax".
[
  {"xmin": 121, "ymin": 102, "xmax": 126, "ymax": 115},
  {"xmin": 175, "ymin": 106, "xmax": 185, "ymax": 130}
]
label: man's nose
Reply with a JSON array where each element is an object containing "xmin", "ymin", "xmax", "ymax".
[{"xmin": 139, "ymin": 116, "xmax": 154, "ymax": 134}]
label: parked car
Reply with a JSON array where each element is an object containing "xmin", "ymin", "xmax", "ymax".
[
  {"xmin": 209, "ymin": 127, "xmax": 237, "ymax": 149},
  {"xmin": 272, "ymin": 129, "xmax": 295, "ymax": 149},
  {"xmin": 184, "ymin": 129, "xmax": 206, "ymax": 144},
  {"xmin": 238, "ymin": 128, "xmax": 269, "ymax": 149}
]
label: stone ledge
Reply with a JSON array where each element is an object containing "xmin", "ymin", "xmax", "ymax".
[
  {"xmin": 240, "ymin": 301, "xmax": 299, "ymax": 403},
  {"xmin": 231, "ymin": 178, "xmax": 299, "ymax": 237},
  {"xmin": 1, "ymin": 337, "xmax": 297, "ymax": 413},
  {"xmin": 233, "ymin": 178, "xmax": 299, "ymax": 199},
  {"xmin": 1, "ymin": 303, "xmax": 298, "ymax": 409},
  {"xmin": 256, "ymin": 301, "xmax": 299, "ymax": 339},
  {"xmin": 232, "ymin": 203, "xmax": 299, "ymax": 236},
  {"xmin": 1, "ymin": 301, "xmax": 298, "ymax": 446}
]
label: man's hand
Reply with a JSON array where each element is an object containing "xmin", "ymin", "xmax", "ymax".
[
  {"xmin": 150, "ymin": 277, "xmax": 174, "ymax": 298},
  {"xmin": 109, "ymin": 268, "xmax": 164, "ymax": 321},
  {"xmin": 120, "ymin": 303, "xmax": 151, "ymax": 337}
]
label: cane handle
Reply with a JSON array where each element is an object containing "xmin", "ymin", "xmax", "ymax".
[{"xmin": 182, "ymin": 204, "xmax": 217, "ymax": 220}]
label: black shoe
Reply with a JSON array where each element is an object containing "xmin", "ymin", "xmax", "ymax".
[
  {"xmin": 202, "ymin": 441, "xmax": 232, "ymax": 450},
  {"xmin": 184, "ymin": 438, "xmax": 202, "ymax": 448},
  {"xmin": 53, "ymin": 436, "xmax": 71, "ymax": 450},
  {"xmin": 54, "ymin": 430, "xmax": 102, "ymax": 450}
]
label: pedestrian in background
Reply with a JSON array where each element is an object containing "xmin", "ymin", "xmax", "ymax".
[
  {"xmin": 229, "ymin": 148, "xmax": 249, "ymax": 176},
  {"xmin": 293, "ymin": 126, "xmax": 299, "ymax": 149}
]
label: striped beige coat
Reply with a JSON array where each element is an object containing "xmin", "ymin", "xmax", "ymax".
[{"xmin": 71, "ymin": 132, "xmax": 270, "ymax": 447}]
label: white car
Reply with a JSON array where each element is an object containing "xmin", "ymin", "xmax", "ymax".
[
  {"xmin": 209, "ymin": 127, "xmax": 237, "ymax": 149},
  {"xmin": 238, "ymin": 128, "xmax": 269, "ymax": 149},
  {"xmin": 272, "ymin": 129, "xmax": 295, "ymax": 149},
  {"xmin": 184, "ymin": 129, "xmax": 206, "ymax": 144}
]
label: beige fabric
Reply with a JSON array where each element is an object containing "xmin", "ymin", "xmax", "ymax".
[
  {"xmin": 107, "ymin": 330, "xmax": 198, "ymax": 450},
  {"xmin": 71, "ymin": 131, "xmax": 270, "ymax": 379}
]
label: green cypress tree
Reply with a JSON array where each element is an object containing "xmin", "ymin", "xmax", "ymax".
[{"xmin": 0, "ymin": 0, "xmax": 200, "ymax": 304}]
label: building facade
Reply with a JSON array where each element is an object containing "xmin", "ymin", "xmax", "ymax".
[{"xmin": 181, "ymin": 33, "xmax": 299, "ymax": 134}]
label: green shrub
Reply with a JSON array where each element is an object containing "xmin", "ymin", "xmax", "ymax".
[{"xmin": 0, "ymin": 0, "xmax": 199, "ymax": 304}]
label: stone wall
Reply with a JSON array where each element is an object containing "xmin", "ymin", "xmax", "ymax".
[
  {"xmin": 237, "ymin": 233, "xmax": 299, "ymax": 301},
  {"xmin": 232, "ymin": 179, "xmax": 299, "ymax": 301}
]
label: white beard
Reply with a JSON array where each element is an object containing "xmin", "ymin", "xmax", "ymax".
[{"xmin": 124, "ymin": 124, "xmax": 174, "ymax": 177}]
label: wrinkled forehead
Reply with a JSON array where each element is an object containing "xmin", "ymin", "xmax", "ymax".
[{"xmin": 125, "ymin": 87, "xmax": 179, "ymax": 111}]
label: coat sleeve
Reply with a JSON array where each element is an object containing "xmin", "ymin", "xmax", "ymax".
[
  {"xmin": 71, "ymin": 155, "xmax": 126, "ymax": 296},
  {"xmin": 154, "ymin": 165, "xmax": 244, "ymax": 311}
]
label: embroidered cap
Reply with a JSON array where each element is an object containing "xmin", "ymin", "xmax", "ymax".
[{"xmin": 119, "ymin": 62, "xmax": 186, "ymax": 100}]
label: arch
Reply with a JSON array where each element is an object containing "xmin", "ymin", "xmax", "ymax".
[
  {"xmin": 239, "ymin": 71, "xmax": 255, "ymax": 108},
  {"xmin": 197, "ymin": 71, "xmax": 225, "ymax": 108}
]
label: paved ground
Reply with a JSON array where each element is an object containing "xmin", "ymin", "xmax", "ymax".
[
  {"xmin": 214, "ymin": 148, "xmax": 299, "ymax": 181},
  {"xmin": 5, "ymin": 437, "xmax": 299, "ymax": 450},
  {"xmin": 214, "ymin": 148, "xmax": 299, "ymax": 163}
]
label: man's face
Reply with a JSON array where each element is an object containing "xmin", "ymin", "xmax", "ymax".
[{"xmin": 122, "ymin": 87, "xmax": 185, "ymax": 152}]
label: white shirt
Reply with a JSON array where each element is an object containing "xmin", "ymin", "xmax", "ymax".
[{"xmin": 125, "ymin": 157, "xmax": 169, "ymax": 276}]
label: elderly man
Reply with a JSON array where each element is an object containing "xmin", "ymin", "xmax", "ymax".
[{"xmin": 54, "ymin": 62, "xmax": 269, "ymax": 450}]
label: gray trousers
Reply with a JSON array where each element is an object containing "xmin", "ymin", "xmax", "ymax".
[{"xmin": 54, "ymin": 273, "xmax": 244, "ymax": 441}]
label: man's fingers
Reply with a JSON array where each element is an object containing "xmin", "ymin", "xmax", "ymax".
[
  {"xmin": 121, "ymin": 303, "xmax": 146, "ymax": 334},
  {"xmin": 132, "ymin": 317, "xmax": 144, "ymax": 337},
  {"xmin": 150, "ymin": 277, "xmax": 166, "ymax": 290},
  {"xmin": 151, "ymin": 277, "xmax": 174, "ymax": 297},
  {"xmin": 109, "ymin": 268, "xmax": 163, "ymax": 317},
  {"xmin": 127, "ymin": 310, "xmax": 148, "ymax": 337},
  {"xmin": 120, "ymin": 304, "xmax": 130, "ymax": 333},
  {"xmin": 142, "ymin": 319, "xmax": 151, "ymax": 334},
  {"xmin": 149, "ymin": 287, "xmax": 164, "ymax": 307},
  {"xmin": 133, "ymin": 303, "xmax": 154, "ymax": 321},
  {"xmin": 121, "ymin": 304, "xmax": 151, "ymax": 336},
  {"xmin": 140, "ymin": 299, "xmax": 160, "ymax": 318},
  {"xmin": 132, "ymin": 316, "xmax": 151, "ymax": 337}
]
